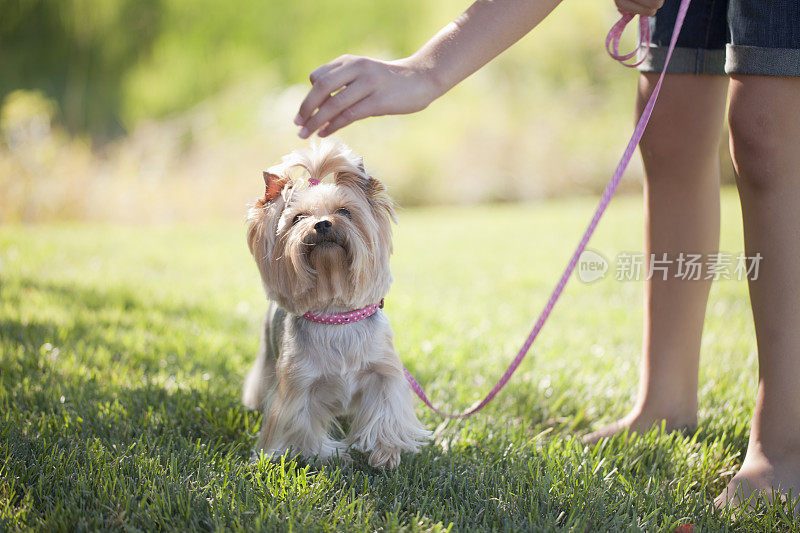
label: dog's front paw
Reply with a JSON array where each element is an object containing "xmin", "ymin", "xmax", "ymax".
[
  {"xmin": 315, "ymin": 440, "xmax": 352, "ymax": 465},
  {"xmin": 368, "ymin": 446, "xmax": 401, "ymax": 469},
  {"xmin": 317, "ymin": 451, "xmax": 352, "ymax": 466}
]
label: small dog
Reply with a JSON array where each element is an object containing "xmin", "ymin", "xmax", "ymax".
[{"xmin": 243, "ymin": 141, "xmax": 430, "ymax": 468}]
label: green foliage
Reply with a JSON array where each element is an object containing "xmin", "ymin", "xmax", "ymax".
[
  {"xmin": 0, "ymin": 0, "xmax": 162, "ymax": 138},
  {"xmin": 121, "ymin": 0, "xmax": 430, "ymax": 125},
  {"xmin": 1, "ymin": 191, "xmax": 796, "ymax": 530},
  {"xmin": 0, "ymin": 0, "xmax": 429, "ymax": 138}
]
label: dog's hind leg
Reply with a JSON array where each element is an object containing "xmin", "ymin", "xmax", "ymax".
[{"xmin": 242, "ymin": 303, "xmax": 284, "ymax": 410}]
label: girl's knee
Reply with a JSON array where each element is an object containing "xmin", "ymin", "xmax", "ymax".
[
  {"xmin": 728, "ymin": 103, "xmax": 775, "ymax": 192},
  {"xmin": 728, "ymin": 77, "xmax": 800, "ymax": 193},
  {"xmin": 636, "ymin": 74, "xmax": 728, "ymax": 181}
]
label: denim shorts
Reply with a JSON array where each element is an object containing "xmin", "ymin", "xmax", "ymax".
[{"xmin": 639, "ymin": 0, "xmax": 800, "ymax": 76}]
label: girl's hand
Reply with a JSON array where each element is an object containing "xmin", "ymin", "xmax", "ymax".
[
  {"xmin": 294, "ymin": 55, "xmax": 440, "ymax": 139},
  {"xmin": 614, "ymin": 0, "xmax": 664, "ymax": 16}
]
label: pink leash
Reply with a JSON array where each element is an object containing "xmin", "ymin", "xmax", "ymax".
[{"xmin": 404, "ymin": 0, "xmax": 692, "ymax": 418}]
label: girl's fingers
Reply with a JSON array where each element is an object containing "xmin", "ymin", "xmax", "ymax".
[
  {"xmin": 308, "ymin": 61, "xmax": 338, "ymax": 85},
  {"xmin": 294, "ymin": 64, "xmax": 338, "ymax": 125},
  {"xmin": 634, "ymin": 0, "xmax": 659, "ymax": 16},
  {"xmin": 318, "ymin": 96, "xmax": 379, "ymax": 137},
  {"xmin": 615, "ymin": 0, "xmax": 641, "ymax": 15},
  {"xmin": 299, "ymin": 80, "xmax": 372, "ymax": 139},
  {"xmin": 296, "ymin": 66, "xmax": 357, "ymax": 126},
  {"xmin": 615, "ymin": 0, "xmax": 660, "ymax": 16}
]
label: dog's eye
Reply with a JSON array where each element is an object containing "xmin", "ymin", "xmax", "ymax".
[
  {"xmin": 335, "ymin": 207, "xmax": 351, "ymax": 219},
  {"xmin": 292, "ymin": 213, "xmax": 307, "ymax": 226}
]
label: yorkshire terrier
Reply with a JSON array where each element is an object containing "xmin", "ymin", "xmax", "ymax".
[{"xmin": 243, "ymin": 140, "xmax": 430, "ymax": 468}]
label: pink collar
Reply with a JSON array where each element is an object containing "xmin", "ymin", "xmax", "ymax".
[{"xmin": 301, "ymin": 299, "xmax": 384, "ymax": 325}]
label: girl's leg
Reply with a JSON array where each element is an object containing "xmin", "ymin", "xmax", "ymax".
[
  {"xmin": 585, "ymin": 72, "xmax": 728, "ymax": 442},
  {"xmin": 715, "ymin": 74, "xmax": 800, "ymax": 509}
]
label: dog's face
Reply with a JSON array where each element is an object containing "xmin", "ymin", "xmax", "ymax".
[{"xmin": 247, "ymin": 144, "xmax": 396, "ymax": 315}]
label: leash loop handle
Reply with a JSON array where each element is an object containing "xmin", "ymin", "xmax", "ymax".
[
  {"xmin": 404, "ymin": 0, "xmax": 692, "ymax": 419},
  {"xmin": 606, "ymin": 11, "xmax": 651, "ymax": 67}
]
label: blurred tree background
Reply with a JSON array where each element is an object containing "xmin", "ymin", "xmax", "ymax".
[
  {"xmin": 0, "ymin": 0, "xmax": 734, "ymax": 223},
  {"xmin": 1, "ymin": 0, "xmax": 163, "ymax": 138},
  {"xmin": 0, "ymin": 0, "xmax": 426, "ymax": 138}
]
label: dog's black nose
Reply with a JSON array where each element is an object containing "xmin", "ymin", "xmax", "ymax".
[{"xmin": 314, "ymin": 220, "xmax": 332, "ymax": 233}]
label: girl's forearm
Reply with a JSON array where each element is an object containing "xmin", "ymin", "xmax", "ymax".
[{"xmin": 412, "ymin": 0, "xmax": 564, "ymax": 97}]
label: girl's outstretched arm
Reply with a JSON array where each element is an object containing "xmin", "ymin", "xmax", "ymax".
[{"xmin": 295, "ymin": 0, "xmax": 564, "ymax": 138}]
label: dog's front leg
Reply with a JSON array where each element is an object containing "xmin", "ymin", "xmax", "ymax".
[
  {"xmin": 348, "ymin": 358, "xmax": 431, "ymax": 469},
  {"xmin": 255, "ymin": 382, "xmax": 349, "ymax": 463},
  {"xmin": 243, "ymin": 305, "xmax": 284, "ymax": 410},
  {"xmin": 242, "ymin": 336, "xmax": 274, "ymax": 411}
]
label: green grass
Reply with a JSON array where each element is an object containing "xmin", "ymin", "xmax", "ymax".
[{"xmin": 1, "ymin": 188, "xmax": 797, "ymax": 531}]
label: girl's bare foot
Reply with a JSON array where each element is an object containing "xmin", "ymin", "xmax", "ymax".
[
  {"xmin": 714, "ymin": 447, "xmax": 800, "ymax": 514},
  {"xmin": 582, "ymin": 406, "xmax": 697, "ymax": 444}
]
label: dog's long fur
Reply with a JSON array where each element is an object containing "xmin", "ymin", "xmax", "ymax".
[{"xmin": 243, "ymin": 141, "xmax": 430, "ymax": 468}]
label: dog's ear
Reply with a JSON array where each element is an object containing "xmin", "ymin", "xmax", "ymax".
[
  {"xmin": 250, "ymin": 171, "xmax": 288, "ymax": 256},
  {"xmin": 331, "ymin": 156, "xmax": 366, "ymax": 188},
  {"xmin": 262, "ymin": 171, "xmax": 288, "ymax": 203},
  {"xmin": 364, "ymin": 176, "xmax": 397, "ymax": 224}
]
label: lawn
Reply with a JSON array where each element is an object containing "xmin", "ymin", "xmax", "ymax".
[{"xmin": 1, "ymin": 188, "xmax": 796, "ymax": 531}]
